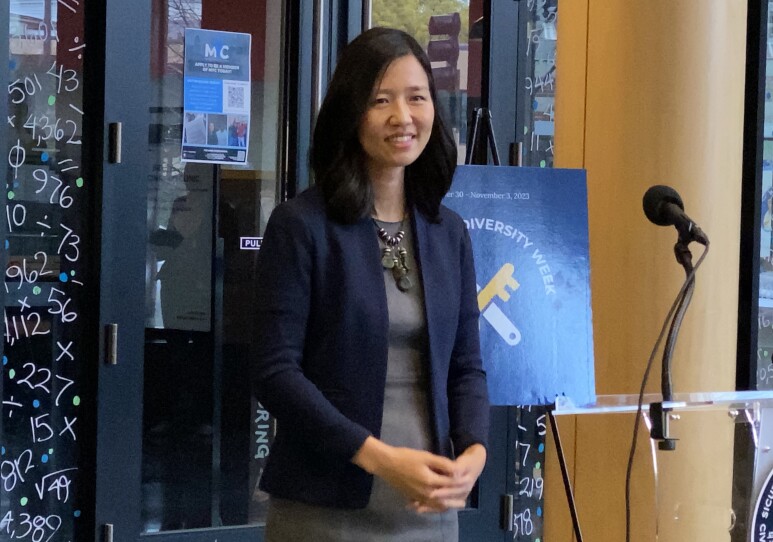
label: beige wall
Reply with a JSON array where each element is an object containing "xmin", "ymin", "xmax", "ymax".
[{"xmin": 548, "ymin": 1, "xmax": 747, "ymax": 540}]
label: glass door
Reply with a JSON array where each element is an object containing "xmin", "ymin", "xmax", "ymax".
[
  {"xmin": 141, "ymin": 1, "xmax": 284, "ymax": 532},
  {"xmin": 96, "ymin": 0, "xmax": 291, "ymax": 539},
  {"xmin": 365, "ymin": 2, "xmax": 543, "ymax": 541},
  {"xmin": 142, "ymin": 0, "xmax": 282, "ymax": 533}
]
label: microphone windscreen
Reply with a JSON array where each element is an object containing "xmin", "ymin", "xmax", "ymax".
[{"xmin": 643, "ymin": 185, "xmax": 684, "ymax": 226}]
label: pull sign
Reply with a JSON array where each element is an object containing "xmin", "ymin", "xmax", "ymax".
[
  {"xmin": 105, "ymin": 324, "xmax": 118, "ymax": 365},
  {"xmin": 240, "ymin": 237, "xmax": 263, "ymax": 250},
  {"xmin": 103, "ymin": 524, "xmax": 114, "ymax": 542},
  {"xmin": 108, "ymin": 122, "xmax": 122, "ymax": 163}
]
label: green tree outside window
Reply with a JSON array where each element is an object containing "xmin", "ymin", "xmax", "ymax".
[{"xmin": 371, "ymin": 0, "xmax": 470, "ymax": 47}]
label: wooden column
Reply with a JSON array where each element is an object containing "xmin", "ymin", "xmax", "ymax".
[{"xmin": 549, "ymin": 1, "xmax": 747, "ymax": 540}]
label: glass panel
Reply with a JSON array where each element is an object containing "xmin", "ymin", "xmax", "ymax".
[
  {"xmin": 553, "ymin": 391, "xmax": 773, "ymax": 415},
  {"xmin": 555, "ymin": 394, "xmax": 769, "ymax": 540},
  {"xmin": 142, "ymin": 0, "xmax": 283, "ymax": 531},
  {"xmin": 370, "ymin": 0, "xmax": 483, "ymax": 164},
  {"xmin": 759, "ymin": 3, "xmax": 773, "ymax": 390},
  {"xmin": 4, "ymin": 1, "xmax": 91, "ymax": 540},
  {"xmin": 520, "ymin": 0, "xmax": 556, "ymax": 168}
]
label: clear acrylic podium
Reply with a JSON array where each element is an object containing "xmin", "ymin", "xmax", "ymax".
[{"xmin": 550, "ymin": 391, "xmax": 773, "ymax": 541}]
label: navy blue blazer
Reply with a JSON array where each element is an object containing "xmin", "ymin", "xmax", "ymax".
[{"xmin": 252, "ymin": 186, "xmax": 489, "ymax": 509}]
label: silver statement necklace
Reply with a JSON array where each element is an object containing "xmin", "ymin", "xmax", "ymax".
[{"xmin": 374, "ymin": 215, "xmax": 413, "ymax": 292}]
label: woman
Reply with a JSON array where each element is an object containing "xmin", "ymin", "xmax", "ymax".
[{"xmin": 253, "ymin": 27, "xmax": 489, "ymax": 541}]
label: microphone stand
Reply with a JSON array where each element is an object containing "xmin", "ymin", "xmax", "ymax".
[{"xmin": 648, "ymin": 233, "xmax": 696, "ymax": 451}]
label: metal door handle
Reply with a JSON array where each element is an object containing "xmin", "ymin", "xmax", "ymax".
[{"xmin": 108, "ymin": 122, "xmax": 122, "ymax": 163}]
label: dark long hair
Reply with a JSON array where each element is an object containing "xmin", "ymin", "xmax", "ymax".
[{"xmin": 311, "ymin": 27, "xmax": 457, "ymax": 224}]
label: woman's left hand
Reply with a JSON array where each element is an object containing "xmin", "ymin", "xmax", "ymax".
[{"xmin": 410, "ymin": 443, "xmax": 487, "ymax": 513}]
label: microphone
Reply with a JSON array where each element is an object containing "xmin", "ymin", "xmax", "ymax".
[{"xmin": 642, "ymin": 185, "xmax": 709, "ymax": 245}]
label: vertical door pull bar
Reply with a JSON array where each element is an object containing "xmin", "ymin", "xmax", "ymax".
[
  {"xmin": 108, "ymin": 122, "xmax": 122, "ymax": 163},
  {"xmin": 362, "ymin": 0, "xmax": 372, "ymax": 29},
  {"xmin": 105, "ymin": 324, "xmax": 118, "ymax": 365},
  {"xmin": 102, "ymin": 524, "xmax": 114, "ymax": 542},
  {"xmin": 500, "ymin": 493, "xmax": 514, "ymax": 531},
  {"xmin": 311, "ymin": 0, "xmax": 325, "ymax": 118}
]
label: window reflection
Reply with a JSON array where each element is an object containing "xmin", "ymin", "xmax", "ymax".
[
  {"xmin": 758, "ymin": 4, "xmax": 773, "ymax": 389},
  {"xmin": 143, "ymin": 0, "xmax": 282, "ymax": 531},
  {"xmin": 5, "ymin": 1, "xmax": 91, "ymax": 539},
  {"xmin": 520, "ymin": 0, "xmax": 556, "ymax": 168},
  {"xmin": 371, "ymin": 0, "xmax": 481, "ymax": 164}
]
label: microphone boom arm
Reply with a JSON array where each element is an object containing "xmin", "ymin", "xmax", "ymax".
[{"xmin": 650, "ymin": 235, "xmax": 699, "ymax": 451}]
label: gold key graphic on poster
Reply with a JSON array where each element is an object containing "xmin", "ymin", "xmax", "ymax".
[
  {"xmin": 477, "ymin": 263, "xmax": 522, "ymax": 346},
  {"xmin": 478, "ymin": 263, "xmax": 519, "ymax": 311}
]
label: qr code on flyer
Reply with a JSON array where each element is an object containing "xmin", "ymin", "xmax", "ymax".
[{"xmin": 226, "ymin": 84, "xmax": 245, "ymax": 110}]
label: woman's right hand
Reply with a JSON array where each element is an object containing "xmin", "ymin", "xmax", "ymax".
[{"xmin": 352, "ymin": 436, "xmax": 458, "ymax": 506}]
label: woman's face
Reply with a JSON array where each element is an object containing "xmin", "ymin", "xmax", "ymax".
[{"xmin": 358, "ymin": 54, "xmax": 435, "ymax": 177}]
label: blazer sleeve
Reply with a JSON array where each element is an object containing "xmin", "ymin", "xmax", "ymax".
[
  {"xmin": 252, "ymin": 204, "xmax": 372, "ymax": 459},
  {"xmin": 447, "ymin": 226, "xmax": 490, "ymax": 453}
]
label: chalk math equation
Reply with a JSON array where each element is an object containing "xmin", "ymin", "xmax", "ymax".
[
  {"xmin": 4, "ymin": 2, "xmax": 89, "ymax": 540},
  {"xmin": 510, "ymin": 405, "xmax": 547, "ymax": 541},
  {"xmin": 521, "ymin": 0, "xmax": 557, "ymax": 169}
]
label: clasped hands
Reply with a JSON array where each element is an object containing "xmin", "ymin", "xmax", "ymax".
[{"xmin": 352, "ymin": 437, "xmax": 487, "ymax": 513}]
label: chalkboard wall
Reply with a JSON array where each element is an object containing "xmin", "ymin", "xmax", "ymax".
[{"xmin": 2, "ymin": 2, "xmax": 96, "ymax": 540}]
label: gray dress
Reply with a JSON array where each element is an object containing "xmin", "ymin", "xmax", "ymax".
[{"xmin": 265, "ymin": 219, "xmax": 458, "ymax": 542}]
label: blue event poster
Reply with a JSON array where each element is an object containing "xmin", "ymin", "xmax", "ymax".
[
  {"xmin": 444, "ymin": 165, "xmax": 596, "ymax": 406},
  {"xmin": 182, "ymin": 28, "xmax": 251, "ymax": 164}
]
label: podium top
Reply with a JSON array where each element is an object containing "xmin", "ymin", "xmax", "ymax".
[{"xmin": 552, "ymin": 390, "xmax": 773, "ymax": 415}]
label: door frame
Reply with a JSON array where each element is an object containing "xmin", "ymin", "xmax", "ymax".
[
  {"xmin": 93, "ymin": 0, "xmax": 150, "ymax": 538},
  {"xmin": 93, "ymin": 0, "xmax": 318, "ymax": 539}
]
